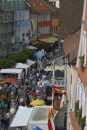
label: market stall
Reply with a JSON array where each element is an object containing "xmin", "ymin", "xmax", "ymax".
[
  {"xmin": 0, "ymin": 68, "xmax": 23, "ymax": 79},
  {"xmin": 10, "ymin": 106, "xmax": 56, "ymax": 130},
  {"xmin": 16, "ymin": 63, "xmax": 29, "ymax": 75}
]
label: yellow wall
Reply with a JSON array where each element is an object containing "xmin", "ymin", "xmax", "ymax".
[{"xmin": 52, "ymin": 19, "xmax": 58, "ymax": 26}]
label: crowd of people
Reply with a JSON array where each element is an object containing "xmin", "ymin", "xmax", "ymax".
[{"xmin": 0, "ymin": 67, "xmax": 52, "ymax": 130}]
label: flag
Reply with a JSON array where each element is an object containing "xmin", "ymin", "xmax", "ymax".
[
  {"xmin": 60, "ymin": 90, "xmax": 66, "ymax": 108},
  {"xmin": 29, "ymin": 20, "xmax": 35, "ymax": 31},
  {"xmin": 48, "ymin": 108, "xmax": 57, "ymax": 130},
  {"xmin": 52, "ymin": 84, "xmax": 62, "ymax": 94}
]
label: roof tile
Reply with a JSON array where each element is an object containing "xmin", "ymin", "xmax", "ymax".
[
  {"xmin": 58, "ymin": 0, "xmax": 84, "ymax": 40},
  {"xmin": 62, "ymin": 29, "xmax": 80, "ymax": 57},
  {"xmin": 26, "ymin": 0, "xmax": 53, "ymax": 13}
]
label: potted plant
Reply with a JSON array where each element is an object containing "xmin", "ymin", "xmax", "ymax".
[
  {"xmin": 79, "ymin": 55, "xmax": 85, "ymax": 72},
  {"xmin": 75, "ymin": 101, "xmax": 79, "ymax": 118},
  {"xmin": 80, "ymin": 116, "xmax": 86, "ymax": 130}
]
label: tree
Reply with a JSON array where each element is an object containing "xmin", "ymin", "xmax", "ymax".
[
  {"xmin": 36, "ymin": 42, "xmax": 50, "ymax": 52},
  {"xmin": 22, "ymin": 49, "xmax": 34, "ymax": 59}
]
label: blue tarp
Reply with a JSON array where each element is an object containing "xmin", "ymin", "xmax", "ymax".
[
  {"xmin": 55, "ymin": 70, "xmax": 64, "ymax": 77},
  {"xmin": 34, "ymin": 51, "xmax": 44, "ymax": 57},
  {"xmin": 33, "ymin": 126, "xmax": 42, "ymax": 130}
]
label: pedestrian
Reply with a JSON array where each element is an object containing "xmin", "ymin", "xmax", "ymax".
[
  {"xmin": 5, "ymin": 111, "xmax": 10, "ymax": 126},
  {"xmin": 1, "ymin": 99, "xmax": 5, "ymax": 112},
  {"xmin": 3, "ymin": 117, "xmax": 9, "ymax": 130},
  {"xmin": 10, "ymin": 107, "xmax": 15, "ymax": 122}
]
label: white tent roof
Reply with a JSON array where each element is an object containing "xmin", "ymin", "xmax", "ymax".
[
  {"xmin": 0, "ymin": 68, "xmax": 23, "ymax": 74},
  {"xmin": 16, "ymin": 63, "xmax": 29, "ymax": 69},
  {"xmin": 10, "ymin": 106, "xmax": 33, "ymax": 127},
  {"xmin": 27, "ymin": 46, "xmax": 37, "ymax": 50},
  {"xmin": 26, "ymin": 59, "xmax": 36, "ymax": 66},
  {"xmin": 29, "ymin": 106, "xmax": 52, "ymax": 124}
]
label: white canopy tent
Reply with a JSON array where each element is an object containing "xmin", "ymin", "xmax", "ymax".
[
  {"xmin": 26, "ymin": 59, "xmax": 36, "ymax": 66},
  {"xmin": 16, "ymin": 63, "xmax": 29, "ymax": 75},
  {"xmin": 27, "ymin": 46, "xmax": 37, "ymax": 50},
  {"xmin": 10, "ymin": 106, "xmax": 33, "ymax": 127},
  {"xmin": 0, "ymin": 68, "xmax": 23, "ymax": 79},
  {"xmin": 10, "ymin": 106, "xmax": 54, "ymax": 130}
]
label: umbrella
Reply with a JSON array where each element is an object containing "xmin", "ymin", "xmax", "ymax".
[
  {"xmin": 4, "ymin": 78, "xmax": 17, "ymax": 83},
  {"xmin": 43, "ymin": 80, "xmax": 51, "ymax": 87},
  {"xmin": 33, "ymin": 126, "xmax": 42, "ymax": 130},
  {"xmin": 55, "ymin": 70, "xmax": 64, "ymax": 77},
  {"xmin": 30, "ymin": 99, "xmax": 45, "ymax": 106}
]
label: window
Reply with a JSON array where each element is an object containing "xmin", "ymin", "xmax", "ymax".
[
  {"xmin": 82, "ymin": 31, "xmax": 86, "ymax": 66},
  {"xmin": 38, "ymin": 15, "xmax": 40, "ymax": 22},
  {"xmin": 40, "ymin": 27, "xmax": 42, "ymax": 34},
  {"xmin": 40, "ymin": 3, "xmax": 42, "ymax": 6},
  {"xmin": 42, "ymin": 14, "xmax": 44, "ymax": 22},
  {"xmin": 41, "ymin": 26, "xmax": 43, "ymax": 34},
  {"xmin": 33, "ymin": 3, "xmax": 36, "ymax": 6},
  {"xmin": 38, "ymin": 27, "xmax": 40, "ymax": 32},
  {"xmin": 45, "ymin": 14, "xmax": 47, "ymax": 21}
]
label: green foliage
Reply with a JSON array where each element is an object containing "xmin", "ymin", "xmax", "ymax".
[
  {"xmin": 75, "ymin": 102, "xmax": 85, "ymax": 130},
  {"xmin": 79, "ymin": 55, "xmax": 85, "ymax": 72},
  {"xmin": 22, "ymin": 49, "xmax": 34, "ymax": 59},
  {"xmin": 75, "ymin": 101, "xmax": 79, "ymax": 118},
  {"xmin": 0, "ymin": 59, "xmax": 15, "ymax": 69},
  {"xmin": 36, "ymin": 42, "xmax": 50, "ymax": 52},
  {"xmin": 0, "ymin": 49, "xmax": 34, "ymax": 69},
  {"xmin": 78, "ymin": 108, "xmax": 82, "ymax": 124},
  {"xmin": 80, "ymin": 117, "xmax": 86, "ymax": 130},
  {"xmin": 13, "ymin": 52, "xmax": 27, "ymax": 63}
]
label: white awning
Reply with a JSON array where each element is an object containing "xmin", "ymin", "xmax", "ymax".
[
  {"xmin": 39, "ymin": 37, "xmax": 58, "ymax": 43},
  {"xmin": 10, "ymin": 106, "xmax": 33, "ymax": 127},
  {"xmin": 26, "ymin": 59, "xmax": 36, "ymax": 66},
  {"xmin": 0, "ymin": 69, "xmax": 23, "ymax": 74},
  {"xmin": 27, "ymin": 46, "xmax": 37, "ymax": 50},
  {"xmin": 44, "ymin": 65, "xmax": 64, "ymax": 71},
  {"xmin": 16, "ymin": 63, "xmax": 29, "ymax": 69}
]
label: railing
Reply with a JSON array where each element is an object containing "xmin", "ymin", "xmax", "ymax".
[{"xmin": 69, "ymin": 46, "xmax": 79, "ymax": 62}]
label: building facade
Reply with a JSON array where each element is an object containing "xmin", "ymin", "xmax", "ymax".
[
  {"xmin": 0, "ymin": 11, "xmax": 13, "ymax": 58},
  {"xmin": 69, "ymin": 0, "xmax": 87, "ymax": 130},
  {"xmin": 0, "ymin": 0, "xmax": 25, "ymax": 58},
  {"xmin": 13, "ymin": 9, "xmax": 30, "ymax": 53}
]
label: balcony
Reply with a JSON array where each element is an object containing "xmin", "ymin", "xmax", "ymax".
[{"xmin": 69, "ymin": 46, "xmax": 79, "ymax": 63}]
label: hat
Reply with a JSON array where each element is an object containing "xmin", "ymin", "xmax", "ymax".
[{"xmin": 11, "ymin": 99, "xmax": 14, "ymax": 102}]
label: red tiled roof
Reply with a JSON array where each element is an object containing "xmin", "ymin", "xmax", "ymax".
[
  {"xmin": 26, "ymin": 0, "xmax": 53, "ymax": 13},
  {"xmin": 75, "ymin": 67, "xmax": 87, "ymax": 87},
  {"xmin": 62, "ymin": 29, "xmax": 80, "ymax": 57},
  {"xmin": 58, "ymin": 0, "xmax": 84, "ymax": 40},
  {"xmin": 69, "ymin": 111, "xmax": 82, "ymax": 130},
  {"xmin": 43, "ymin": 0, "xmax": 59, "ymax": 12}
]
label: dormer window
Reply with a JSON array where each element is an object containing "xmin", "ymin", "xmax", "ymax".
[
  {"xmin": 33, "ymin": 3, "xmax": 36, "ymax": 6},
  {"xmin": 40, "ymin": 3, "xmax": 42, "ymax": 6}
]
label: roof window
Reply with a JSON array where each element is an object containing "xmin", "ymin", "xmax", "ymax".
[
  {"xmin": 40, "ymin": 3, "xmax": 42, "ymax": 6},
  {"xmin": 33, "ymin": 3, "xmax": 36, "ymax": 6}
]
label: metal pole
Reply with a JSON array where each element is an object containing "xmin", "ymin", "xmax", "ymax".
[{"xmin": 52, "ymin": 60, "xmax": 55, "ymax": 108}]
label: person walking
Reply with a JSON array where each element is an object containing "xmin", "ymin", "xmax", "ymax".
[{"xmin": 3, "ymin": 117, "xmax": 9, "ymax": 130}]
